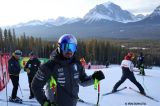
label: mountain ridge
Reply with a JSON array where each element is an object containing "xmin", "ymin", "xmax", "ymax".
[{"xmin": 6, "ymin": 2, "xmax": 160, "ymax": 39}]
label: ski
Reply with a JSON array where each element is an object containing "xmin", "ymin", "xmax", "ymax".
[
  {"xmin": 0, "ymin": 98, "xmax": 39, "ymax": 106},
  {"xmin": 136, "ymin": 74, "xmax": 151, "ymax": 77},
  {"xmin": 78, "ymin": 98, "xmax": 98, "ymax": 106},
  {"xmin": 22, "ymin": 88, "xmax": 30, "ymax": 91},
  {"xmin": 23, "ymin": 100, "xmax": 38, "ymax": 103},
  {"xmin": 102, "ymin": 86, "xmax": 127, "ymax": 96},
  {"xmin": 129, "ymin": 87, "xmax": 159, "ymax": 102}
]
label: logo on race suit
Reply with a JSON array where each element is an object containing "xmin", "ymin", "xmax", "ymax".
[
  {"xmin": 58, "ymin": 68, "xmax": 63, "ymax": 72},
  {"xmin": 73, "ymin": 64, "xmax": 78, "ymax": 71},
  {"xmin": 57, "ymin": 68, "xmax": 65, "ymax": 77},
  {"xmin": 73, "ymin": 64, "xmax": 79, "ymax": 79},
  {"xmin": 57, "ymin": 68, "xmax": 65, "ymax": 86},
  {"xmin": 28, "ymin": 64, "xmax": 31, "ymax": 68}
]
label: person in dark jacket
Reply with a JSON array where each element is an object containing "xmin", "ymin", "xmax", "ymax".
[
  {"xmin": 112, "ymin": 52, "xmax": 146, "ymax": 95},
  {"xmin": 8, "ymin": 50, "xmax": 22, "ymax": 103},
  {"xmin": 24, "ymin": 52, "xmax": 41, "ymax": 99},
  {"xmin": 32, "ymin": 34, "xmax": 105, "ymax": 106},
  {"xmin": 137, "ymin": 52, "xmax": 145, "ymax": 75}
]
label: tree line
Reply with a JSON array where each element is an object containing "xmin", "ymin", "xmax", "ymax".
[
  {"xmin": 0, "ymin": 28, "xmax": 54, "ymax": 57},
  {"xmin": 0, "ymin": 28, "xmax": 160, "ymax": 66}
]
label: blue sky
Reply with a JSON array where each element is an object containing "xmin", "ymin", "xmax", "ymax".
[{"xmin": 0, "ymin": 0, "xmax": 160, "ymax": 26}]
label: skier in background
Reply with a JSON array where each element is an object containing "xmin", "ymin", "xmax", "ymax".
[
  {"xmin": 88, "ymin": 61, "xmax": 91, "ymax": 69},
  {"xmin": 137, "ymin": 52, "xmax": 145, "ymax": 75},
  {"xmin": 24, "ymin": 52, "xmax": 41, "ymax": 99},
  {"xmin": 112, "ymin": 52, "xmax": 146, "ymax": 95},
  {"xmin": 80, "ymin": 57, "xmax": 86, "ymax": 67},
  {"xmin": 32, "ymin": 34, "xmax": 105, "ymax": 106},
  {"xmin": 105, "ymin": 59, "xmax": 110, "ymax": 68},
  {"xmin": 8, "ymin": 50, "xmax": 22, "ymax": 103}
]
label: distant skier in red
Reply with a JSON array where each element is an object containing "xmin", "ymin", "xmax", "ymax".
[
  {"xmin": 112, "ymin": 52, "xmax": 146, "ymax": 95},
  {"xmin": 80, "ymin": 57, "xmax": 86, "ymax": 67}
]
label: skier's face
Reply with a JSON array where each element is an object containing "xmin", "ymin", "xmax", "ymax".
[
  {"xmin": 14, "ymin": 54, "xmax": 21, "ymax": 60},
  {"xmin": 62, "ymin": 51, "xmax": 74, "ymax": 58}
]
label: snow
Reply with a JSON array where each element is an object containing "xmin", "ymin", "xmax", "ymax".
[
  {"xmin": 102, "ymin": 1, "xmax": 113, "ymax": 8},
  {"xmin": 129, "ymin": 47, "xmax": 149, "ymax": 50},
  {"xmin": 84, "ymin": 2, "xmax": 138, "ymax": 23},
  {"xmin": 153, "ymin": 6, "xmax": 160, "ymax": 16},
  {"xmin": 149, "ymin": 6, "xmax": 160, "ymax": 18},
  {"xmin": 0, "ymin": 65, "xmax": 160, "ymax": 106},
  {"xmin": 13, "ymin": 17, "xmax": 81, "ymax": 28},
  {"xmin": 84, "ymin": 11, "xmax": 113, "ymax": 23}
]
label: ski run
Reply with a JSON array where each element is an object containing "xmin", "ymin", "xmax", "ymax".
[{"xmin": 0, "ymin": 65, "xmax": 160, "ymax": 106}]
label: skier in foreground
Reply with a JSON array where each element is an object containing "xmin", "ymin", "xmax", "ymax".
[
  {"xmin": 32, "ymin": 34, "xmax": 105, "ymax": 106},
  {"xmin": 112, "ymin": 52, "xmax": 146, "ymax": 95}
]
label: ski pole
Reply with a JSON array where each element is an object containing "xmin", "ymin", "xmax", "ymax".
[
  {"xmin": 94, "ymin": 79, "xmax": 100, "ymax": 106},
  {"xmin": 6, "ymin": 82, "xmax": 8, "ymax": 106},
  {"xmin": 96, "ymin": 82, "xmax": 100, "ymax": 106},
  {"xmin": 19, "ymin": 84, "xmax": 23, "ymax": 97},
  {"xmin": 4, "ymin": 72, "xmax": 8, "ymax": 106}
]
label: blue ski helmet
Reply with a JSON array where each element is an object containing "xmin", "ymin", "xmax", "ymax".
[{"xmin": 58, "ymin": 34, "xmax": 77, "ymax": 53}]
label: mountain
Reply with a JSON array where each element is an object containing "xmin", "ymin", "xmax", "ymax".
[
  {"xmin": 15, "ymin": 20, "xmax": 44, "ymax": 27},
  {"xmin": 14, "ymin": 2, "xmax": 140, "ymax": 28},
  {"xmin": 150, "ymin": 5, "xmax": 160, "ymax": 17},
  {"xmin": 44, "ymin": 17, "xmax": 82, "ymax": 26},
  {"xmin": 14, "ymin": 17, "xmax": 81, "ymax": 28},
  {"xmin": 137, "ymin": 5, "xmax": 160, "ymax": 24},
  {"xmin": 84, "ymin": 2, "xmax": 136, "ymax": 23},
  {"xmin": 10, "ymin": 3, "xmax": 160, "ymax": 39},
  {"xmin": 135, "ymin": 14, "xmax": 146, "ymax": 20}
]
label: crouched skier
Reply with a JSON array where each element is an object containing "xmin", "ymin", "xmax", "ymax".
[
  {"xmin": 112, "ymin": 52, "xmax": 146, "ymax": 95},
  {"xmin": 32, "ymin": 34, "xmax": 105, "ymax": 106}
]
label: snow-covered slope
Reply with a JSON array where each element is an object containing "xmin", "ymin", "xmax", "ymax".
[
  {"xmin": 149, "ymin": 5, "xmax": 160, "ymax": 17},
  {"xmin": 137, "ymin": 5, "xmax": 160, "ymax": 24},
  {"xmin": 78, "ymin": 65, "xmax": 160, "ymax": 106},
  {"xmin": 52, "ymin": 17, "xmax": 81, "ymax": 26},
  {"xmin": 0, "ymin": 65, "xmax": 160, "ymax": 106}
]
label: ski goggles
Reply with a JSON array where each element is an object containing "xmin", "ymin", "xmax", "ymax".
[
  {"xmin": 60, "ymin": 43, "xmax": 77, "ymax": 53},
  {"xmin": 15, "ymin": 52, "xmax": 22, "ymax": 57}
]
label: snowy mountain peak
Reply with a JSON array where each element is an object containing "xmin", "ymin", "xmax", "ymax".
[
  {"xmin": 23, "ymin": 20, "xmax": 43, "ymax": 26},
  {"xmin": 103, "ymin": 1, "xmax": 113, "ymax": 6},
  {"xmin": 84, "ymin": 2, "xmax": 135, "ymax": 23},
  {"xmin": 151, "ymin": 5, "xmax": 160, "ymax": 16},
  {"xmin": 53, "ymin": 16, "xmax": 81, "ymax": 26},
  {"xmin": 102, "ymin": 1, "xmax": 121, "ymax": 9},
  {"xmin": 141, "ymin": 5, "xmax": 160, "ymax": 23},
  {"xmin": 13, "ymin": 17, "xmax": 81, "ymax": 28}
]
